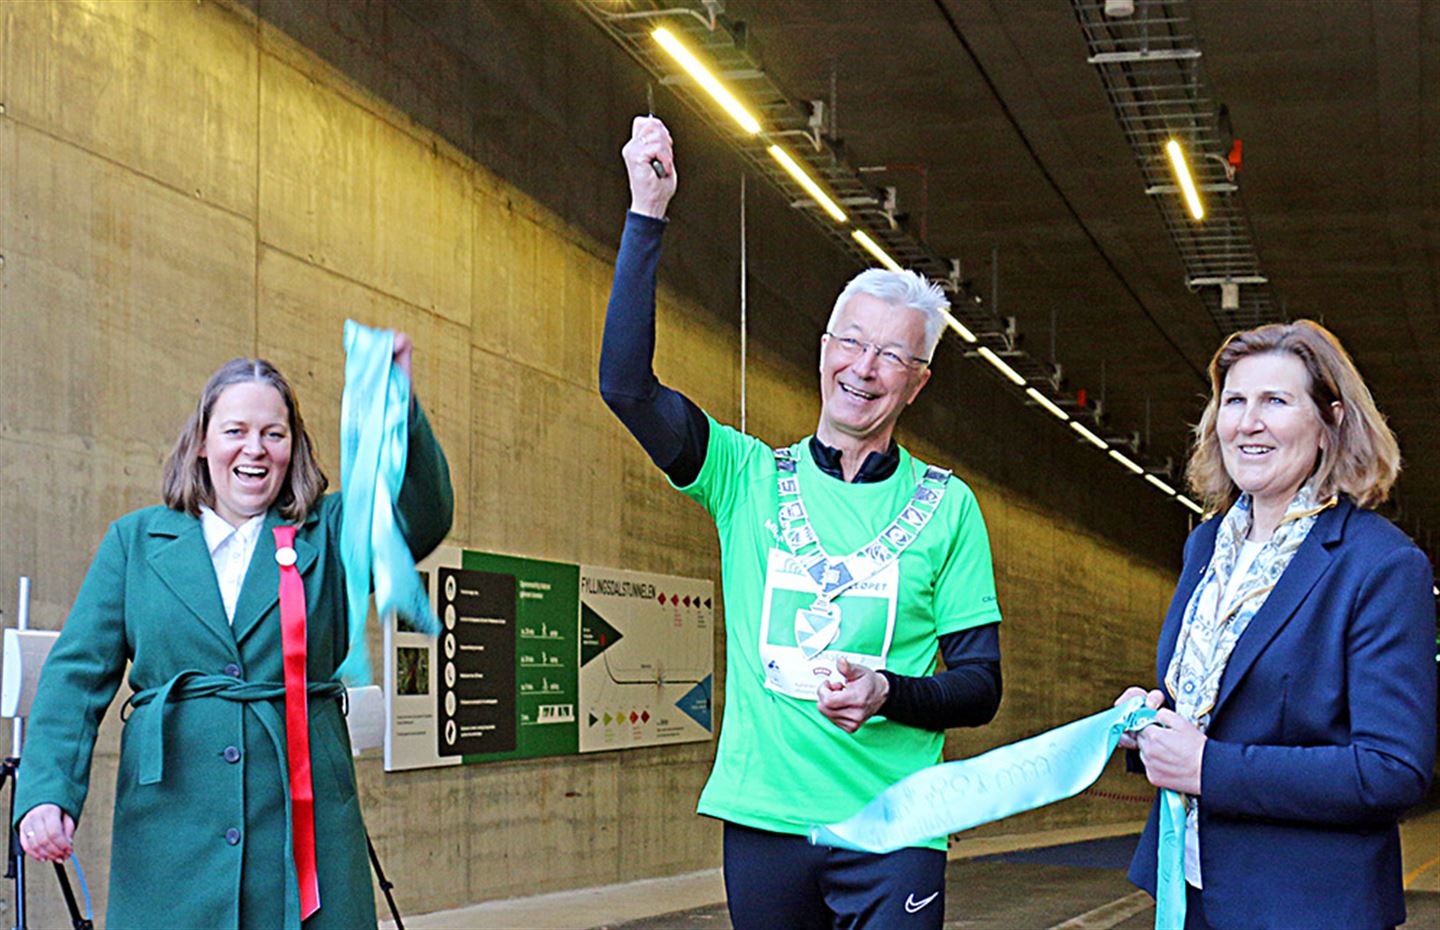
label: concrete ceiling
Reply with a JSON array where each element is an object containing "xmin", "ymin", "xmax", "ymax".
[{"xmin": 689, "ymin": 0, "xmax": 1440, "ymax": 549}]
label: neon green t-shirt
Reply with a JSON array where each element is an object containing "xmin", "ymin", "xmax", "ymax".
[{"xmin": 676, "ymin": 415, "xmax": 1002, "ymax": 847}]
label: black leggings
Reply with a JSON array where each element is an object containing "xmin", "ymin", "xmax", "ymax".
[{"xmin": 722, "ymin": 822, "xmax": 946, "ymax": 930}]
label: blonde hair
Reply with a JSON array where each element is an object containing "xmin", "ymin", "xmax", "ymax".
[
  {"xmin": 1187, "ymin": 320, "xmax": 1399, "ymax": 514},
  {"xmin": 162, "ymin": 359, "xmax": 327, "ymax": 522}
]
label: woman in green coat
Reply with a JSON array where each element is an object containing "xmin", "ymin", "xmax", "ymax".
[{"xmin": 15, "ymin": 335, "xmax": 453, "ymax": 929}]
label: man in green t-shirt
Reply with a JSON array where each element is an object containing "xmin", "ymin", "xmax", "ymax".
[{"xmin": 600, "ymin": 117, "xmax": 1003, "ymax": 930}]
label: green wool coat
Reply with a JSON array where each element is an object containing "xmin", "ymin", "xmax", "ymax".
[{"xmin": 15, "ymin": 407, "xmax": 452, "ymax": 930}]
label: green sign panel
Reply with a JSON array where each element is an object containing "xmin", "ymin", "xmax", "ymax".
[{"xmin": 459, "ymin": 551, "xmax": 579, "ymax": 763}]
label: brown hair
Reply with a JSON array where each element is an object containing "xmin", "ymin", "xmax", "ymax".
[
  {"xmin": 1187, "ymin": 320, "xmax": 1400, "ymax": 514},
  {"xmin": 162, "ymin": 359, "xmax": 328, "ymax": 522}
]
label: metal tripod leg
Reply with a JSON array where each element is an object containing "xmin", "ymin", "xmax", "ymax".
[
  {"xmin": 366, "ymin": 831, "xmax": 404, "ymax": 930},
  {"xmin": 50, "ymin": 864, "xmax": 90, "ymax": 930},
  {"xmin": 2, "ymin": 758, "xmax": 26, "ymax": 930}
]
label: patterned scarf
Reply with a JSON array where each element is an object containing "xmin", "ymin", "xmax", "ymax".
[
  {"xmin": 1165, "ymin": 483, "xmax": 1334, "ymax": 730},
  {"xmin": 1164, "ymin": 483, "xmax": 1334, "ymax": 843}
]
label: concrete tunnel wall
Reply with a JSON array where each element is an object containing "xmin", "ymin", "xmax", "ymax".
[{"xmin": 0, "ymin": 0, "xmax": 1190, "ymax": 924}]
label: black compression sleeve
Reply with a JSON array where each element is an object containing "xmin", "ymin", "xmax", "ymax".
[
  {"xmin": 877, "ymin": 622, "xmax": 1002, "ymax": 731},
  {"xmin": 599, "ymin": 212, "xmax": 709, "ymax": 486}
]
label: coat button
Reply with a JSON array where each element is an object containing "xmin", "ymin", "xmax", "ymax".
[
  {"xmin": 222, "ymin": 746, "xmax": 241, "ymax": 764},
  {"xmin": 223, "ymin": 663, "xmax": 241, "ymax": 678},
  {"xmin": 225, "ymin": 828, "xmax": 241, "ymax": 846}
]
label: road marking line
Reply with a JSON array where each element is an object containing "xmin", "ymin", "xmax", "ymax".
[
  {"xmin": 1047, "ymin": 890, "xmax": 1154, "ymax": 930},
  {"xmin": 1404, "ymin": 852, "xmax": 1440, "ymax": 889}
]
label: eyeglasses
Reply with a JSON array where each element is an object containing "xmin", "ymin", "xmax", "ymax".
[{"xmin": 824, "ymin": 333, "xmax": 929, "ymax": 371}]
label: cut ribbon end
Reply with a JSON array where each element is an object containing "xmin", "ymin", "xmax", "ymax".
[
  {"xmin": 807, "ymin": 824, "xmax": 876, "ymax": 853},
  {"xmin": 394, "ymin": 586, "xmax": 442, "ymax": 637},
  {"xmin": 1117, "ymin": 697, "xmax": 1159, "ymax": 736},
  {"xmin": 334, "ymin": 652, "xmax": 373, "ymax": 688}
]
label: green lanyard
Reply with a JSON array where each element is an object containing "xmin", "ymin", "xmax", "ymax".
[{"xmin": 772, "ymin": 444, "xmax": 950, "ymax": 608}]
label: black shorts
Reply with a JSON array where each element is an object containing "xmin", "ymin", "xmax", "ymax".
[{"xmin": 722, "ymin": 821, "xmax": 947, "ymax": 930}]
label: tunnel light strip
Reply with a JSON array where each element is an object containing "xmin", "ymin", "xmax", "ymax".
[
  {"xmin": 1144, "ymin": 473, "xmax": 1177, "ymax": 496},
  {"xmin": 652, "ymin": 27, "xmax": 762, "ymax": 135},
  {"xmin": 1025, "ymin": 387, "xmax": 1070, "ymax": 421},
  {"xmin": 976, "ymin": 347, "xmax": 1026, "ymax": 386},
  {"xmin": 942, "ymin": 310, "xmax": 978, "ymax": 344},
  {"xmin": 1176, "ymin": 495, "xmax": 1204, "ymax": 515},
  {"xmin": 1070, "ymin": 421, "xmax": 1109, "ymax": 450},
  {"xmin": 851, "ymin": 230, "xmax": 902, "ymax": 270},
  {"xmin": 768, "ymin": 146, "xmax": 847, "ymax": 223},
  {"xmin": 1165, "ymin": 139, "xmax": 1204, "ymax": 221},
  {"xmin": 1108, "ymin": 449, "xmax": 1145, "ymax": 475}
]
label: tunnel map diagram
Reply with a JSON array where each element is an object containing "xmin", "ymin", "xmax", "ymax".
[
  {"xmin": 578, "ymin": 565, "xmax": 713, "ymax": 752},
  {"xmin": 387, "ymin": 547, "xmax": 713, "ymax": 770}
]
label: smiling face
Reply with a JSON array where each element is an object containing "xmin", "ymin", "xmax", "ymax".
[
  {"xmin": 1217, "ymin": 351, "xmax": 1330, "ymax": 513},
  {"xmin": 200, "ymin": 381, "xmax": 294, "ymax": 527},
  {"xmin": 817, "ymin": 292, "xmax": 932, "ymax": 447}
]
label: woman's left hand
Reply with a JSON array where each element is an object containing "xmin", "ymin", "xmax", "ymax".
[
  {"xmin": 1137, "ymin": 709, "xmax": 1206, "ymax": 795},
  {"xmin": 392, "ymin": 331, "xmax": 414, "ymax": 381}
]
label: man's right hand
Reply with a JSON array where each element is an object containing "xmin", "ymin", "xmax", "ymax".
[
  {"xmin": 623, "ymin": 116, "xmax": 677, "ymax": 219},
  {"xmin": 19, "ymin": 803, "xmax": 75, "ymax": 862},
  {"xmin": 1114, "ymin": 686, "xmax": 1166, "ymax": 751}
]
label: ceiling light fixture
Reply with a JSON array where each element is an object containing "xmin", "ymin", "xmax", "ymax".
[
  {"xmin": 767, "ymin": 145, "xmax": 846, "ymax": 222},
  {"xmin": 851, "ymin": 230, "xmax": 902, "ymax": 271},
  {"xmin": 1070, "ymin": 421, "xmax": 1109, "ymax": 450},
  {"xmin": 1025, "ymin": 387, "xmax": 1070, "ymax": 421},
  {"xmin": 652, "ymin": 27, "xmax": 762, "ymax": 135},
  {"xmin": 1144, "ymin": 473, "xmax": 1177, "ymax": 496},
  {"xmin": 1164, "ymin": 138, "xmax": 1204, "ymax": 221},
  {"xmin": 1176, "ymin": 495, "xmax": 1204, "ymax": 515},
  {"xmin": 976, "ymin": 346, "xmax": 1026, "ymax": 386},
  {"xmin": 1220, "ymin": 280, "xmax": 1240, "ymax": 311}
]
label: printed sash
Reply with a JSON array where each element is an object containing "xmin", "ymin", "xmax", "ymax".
[{"xmin": 810, "ymin": 700, "xmax": 1187, "ymax": 930}]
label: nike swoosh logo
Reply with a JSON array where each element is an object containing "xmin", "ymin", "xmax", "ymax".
[{"xmin": 904, "ymin": 891, "xmax": 939, "ymax": 914}]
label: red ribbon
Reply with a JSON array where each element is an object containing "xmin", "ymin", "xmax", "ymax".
[{"xmin": 274, "ymin": 525, "xmax": 320, "ymax": 920}]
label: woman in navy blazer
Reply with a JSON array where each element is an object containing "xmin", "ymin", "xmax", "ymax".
[{"xmin": 1117, "ymin": 321, "xmax": 1436, "ymax": 930}]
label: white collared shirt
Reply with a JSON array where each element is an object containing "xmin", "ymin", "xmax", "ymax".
[{"xmin": 199, "ymin": 506, "xmax": 266, "ymax": 624}]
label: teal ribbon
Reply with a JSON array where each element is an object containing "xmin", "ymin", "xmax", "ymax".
[
  {"xmin": 339, "ymin": 321, "xmax": 440, "ymax": 685},
  {"xmin": 809, "ymin": 700, "xmax": 1186, "ymax": 930},
  {"xmin": 124, "ymin": 671, "xmax": 345, "ymax": 930}
]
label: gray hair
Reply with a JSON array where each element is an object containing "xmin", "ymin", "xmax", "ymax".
[{"xmin": 827, "ymin": 269, "xmax": 950, "ymax": 361}]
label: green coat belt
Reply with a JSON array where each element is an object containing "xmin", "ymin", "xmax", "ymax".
[{"xmin": 15, "ymin": 406, "xmax": 453, "ymax": 930}]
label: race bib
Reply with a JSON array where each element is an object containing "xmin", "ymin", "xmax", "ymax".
[{"xmin": 757, "ymin": 548, "xmax": 898, "ymax": 700}]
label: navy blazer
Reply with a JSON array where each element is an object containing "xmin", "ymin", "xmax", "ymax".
[{"xmin": 1128, "ymin": 497, "xmax": 1437, "ymax": 930}]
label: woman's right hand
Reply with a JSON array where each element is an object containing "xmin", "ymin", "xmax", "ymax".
[
  {"xmin": 1115, "ymin": 686, "xmax": 1166, "ymax": 751},
  {"xmin": 19, "ymin": 803, "xmax": 75, "ymax": 862}
]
